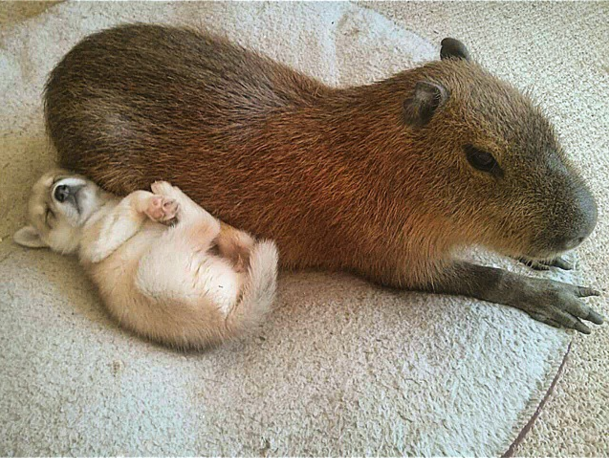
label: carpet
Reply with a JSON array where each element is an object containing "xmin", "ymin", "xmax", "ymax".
[{"xmin": 0, "ymin": 1, "xmax": 606, "ymax": 456}]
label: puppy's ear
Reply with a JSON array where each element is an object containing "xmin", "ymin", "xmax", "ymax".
[{"xmin": 14, "ymin": 226, "xmax": 48, "ymax": 248}]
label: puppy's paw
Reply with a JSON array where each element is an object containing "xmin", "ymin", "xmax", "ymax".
[
  {"xmin": 151, "ymin": 181, "xmax": 176, "ymax": 196},
  {"xmin": 145, "ymin": 195, "xmax": 179, "ymax": 224}
]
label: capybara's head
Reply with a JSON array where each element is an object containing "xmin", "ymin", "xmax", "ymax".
[{"xmin": 395, "ymin": 38, "xmax": 597, "ymax": 260}]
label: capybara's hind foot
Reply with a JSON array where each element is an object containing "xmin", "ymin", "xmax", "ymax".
[{"xmin": 145, "ymin": 195, "xmax": 179, "ymax": 224}]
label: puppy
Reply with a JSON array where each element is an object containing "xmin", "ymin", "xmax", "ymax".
[{"xmin": 14, "ymin": 170, "xmax": 278, "ymax": 349}]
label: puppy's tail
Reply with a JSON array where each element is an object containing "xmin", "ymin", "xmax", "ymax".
[{"xmin": 225, "ymin": 240, "xmax": 279, "ymax": 336}]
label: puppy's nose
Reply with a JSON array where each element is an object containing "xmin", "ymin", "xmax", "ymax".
[{"xmin": 54, "ymin": 185, "xmax": 70, "ymax": 203}]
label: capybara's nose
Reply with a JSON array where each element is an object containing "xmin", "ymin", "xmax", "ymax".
[
  {"xmin": 556, "ymin": 185, "xmax": 598, "ymax": 251},
  {"xmin": 54, "ymin": 184, "xmax": 70, "ymax": 203}
]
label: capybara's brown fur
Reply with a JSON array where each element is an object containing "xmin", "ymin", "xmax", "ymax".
[{"xmin": 44, "ymin": 24, "xmax": 603, "ymax": 332}]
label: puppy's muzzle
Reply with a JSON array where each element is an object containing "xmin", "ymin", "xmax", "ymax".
[
  {"xmin": 53, "ymin": 183, "xmax": 85, "ymax": 205},
  {"xmin": 54, "ymin": 184, "xmax": 70, "ymax": 202}
]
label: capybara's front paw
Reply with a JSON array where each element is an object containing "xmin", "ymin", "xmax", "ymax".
[
  {"xmin": 145, "ymin": 195, "xmax": 179, "ymax": 224},
  {"xmin": 518, "ymin": 277, "xmax": 603, "ymax": 334},
  {"xmin": 516, "ymin": 256, "xmax": 573, "ymax": 271}
]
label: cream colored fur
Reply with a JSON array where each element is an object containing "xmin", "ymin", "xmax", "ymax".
[{"xmin": 14, "ymin": 170, "xmax": 278, "ymax": 349}]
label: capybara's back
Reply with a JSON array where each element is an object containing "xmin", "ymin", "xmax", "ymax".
[
  {"xmin": 46, "ymin": 24, "xmax": 340, "ymax": 268},
  {"xmin": 46, "ymin": 24, "xmax": 325, "ymax": 185}
]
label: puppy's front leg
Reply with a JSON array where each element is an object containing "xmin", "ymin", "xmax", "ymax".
[
  {"xmin": 84, "ymin": 190, "xmax": 177, "ymax": 263},
  {"xmin": 150, "ymin": 181, "xmax": 255, "ymax": 270},
  {"xmin": 151, "ymin": 181, "xmax": 217, "ymax": 227},
  {"xmin": 150, "ymin": 180, "xmax": 221, "ymax": 248}
]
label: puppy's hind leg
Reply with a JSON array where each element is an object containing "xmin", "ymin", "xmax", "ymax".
[{"xmin": 216, "ymin": 222, "xmax": 255, "ymax": 273}]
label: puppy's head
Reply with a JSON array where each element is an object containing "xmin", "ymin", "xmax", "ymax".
[{"xmin": 14, "ymin": 170, "xmax": 104, "ymax": 254}]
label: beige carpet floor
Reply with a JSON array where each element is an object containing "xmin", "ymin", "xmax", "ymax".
[{"xmin": 0, "ymin": 1, "xmax": 607, "ymax": 456}]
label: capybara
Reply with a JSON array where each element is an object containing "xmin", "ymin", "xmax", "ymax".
[{"xmin": 44, "ymin": 25, "xmax": 602, "ymax": 333}]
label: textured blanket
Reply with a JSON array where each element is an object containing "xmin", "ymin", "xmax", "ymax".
[{"xmin": 1, "ymin": 2, "xmax": 607, "ymax": 456}]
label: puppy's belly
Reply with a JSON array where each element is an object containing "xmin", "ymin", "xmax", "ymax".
[
  {"xmin": 90, "ymin": 223, "xmax": 243, "ymax": 316},
  {"xmin": 170, "ymin": 253, "xmax": 243, "ymax": 315}
]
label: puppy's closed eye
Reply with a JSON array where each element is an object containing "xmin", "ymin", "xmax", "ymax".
[{"xmin": 45, "ymin": 207, "xmax": 55, "ymax": 227}]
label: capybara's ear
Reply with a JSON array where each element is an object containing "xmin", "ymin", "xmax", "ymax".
[
  {"xmin": 440, "ymin": 38, "xmax": 471, "ymax": 61},
  {"xmin": 403, "ymin": 81, "xmax": 449, "ymax": 127},
  {"xmin": 14, "ymin": 226, "xmax": 47, "ymax": 248}
]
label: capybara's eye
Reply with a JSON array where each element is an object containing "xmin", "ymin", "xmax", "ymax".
[{"xmin": 464, "ymin": 144, "xmax": 499, "ymax": 174}]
